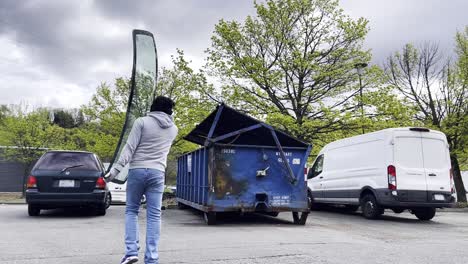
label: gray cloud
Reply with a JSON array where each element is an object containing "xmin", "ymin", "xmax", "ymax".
[{"xmin": 0, "ymin": 0, "xmax": 466, "ymax": 108}]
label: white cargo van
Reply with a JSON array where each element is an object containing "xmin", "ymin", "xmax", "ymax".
[{"xmin": 307, "ymin": 127, "xmax": 455, "ymax": 220}]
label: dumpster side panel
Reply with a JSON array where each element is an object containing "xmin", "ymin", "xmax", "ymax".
[
  {"xmin": 177, "ymin": 145, "xmax": 309, "ymax": 213},
  {"xmin": 209, "ymin": 145, "xmax": 309, "ymax": 212},
  {"xmin": 176, "ymin": 148, "xmax": 209, "ymax": 208}
]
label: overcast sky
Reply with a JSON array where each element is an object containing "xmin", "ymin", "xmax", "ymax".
[{"xmin": 0, "ymin": 0, "xmax": 466, "ymax": 109}]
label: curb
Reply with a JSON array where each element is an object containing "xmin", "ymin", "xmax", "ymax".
[
  {"xmin": 0, "ymin": 200, "xmax": 26, "ymax": 205},
  {"xmin": 438, "ymin": 208, "xmax": 468, "ymax": 213}
]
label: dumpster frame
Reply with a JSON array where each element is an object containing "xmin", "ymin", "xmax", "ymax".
[{"xmin": 176, "ymin": 104, "xmax": 312, "ymax": 225}]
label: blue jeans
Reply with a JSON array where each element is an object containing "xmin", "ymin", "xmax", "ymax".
[{"xmin": 125, "ymin": 168, "xmax": 164, "ymax": 264}]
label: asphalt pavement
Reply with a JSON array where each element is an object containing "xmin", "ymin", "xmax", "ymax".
[{"xmin": 0, "ymin": 205, "xmax": 467, "ymax": 264}]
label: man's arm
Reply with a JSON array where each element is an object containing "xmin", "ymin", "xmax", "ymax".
[{"xmin": 108, "ymin": 118, "xmax": 144, "ymax": 179}]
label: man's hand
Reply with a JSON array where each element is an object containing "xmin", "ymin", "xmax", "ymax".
[
  {"xmin": 104, "ymin": 168, "xmax": 120, "ymax": 182},
  {"xmin": 103, "ymin": 172, "xmax": 113, "ymax": 182}
]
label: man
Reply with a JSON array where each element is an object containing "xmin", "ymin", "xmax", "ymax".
[{"xmin": 106, "ymin": 96, "xmax": 178, "ymax": 264}]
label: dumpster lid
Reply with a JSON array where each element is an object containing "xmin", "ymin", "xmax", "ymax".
[{"xmin": 184, "ymin": 104, "xmax": 308, "ymax": 148}]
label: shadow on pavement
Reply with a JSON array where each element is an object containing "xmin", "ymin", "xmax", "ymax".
[
  {"xmin": 178, "ymin": 208, "xmax": 298, "ymax": 226},
  {"xmin": 311, "ymin": 206, "xmax": 446, "ymax": 225}
]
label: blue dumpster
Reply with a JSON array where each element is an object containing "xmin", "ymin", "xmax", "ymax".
[{"xmin": 176, "ymin": 104, "xmax": 312, "ymax": 225}]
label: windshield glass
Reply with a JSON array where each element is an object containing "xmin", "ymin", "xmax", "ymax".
[
  {"xmin": 34, "ymin": 152, "xmax": 99, "ymax": 171},
  {"xmin": 108, "ymin": 30, "xmax": 158, "ymax": 183}
]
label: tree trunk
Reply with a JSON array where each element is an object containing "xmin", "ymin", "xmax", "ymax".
[{"xmin": 451, "ymin": 155, "xmax": 467, "ymax": 203}]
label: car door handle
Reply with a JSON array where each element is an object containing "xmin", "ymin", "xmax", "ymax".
[{"xmin": 428, "ymin": 173, "xmax": 437, "ymax": 177}]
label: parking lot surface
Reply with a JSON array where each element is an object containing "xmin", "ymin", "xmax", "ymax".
[{"xmin": 1, "ymin": 205, "xmax": 467, "ymax": 264}]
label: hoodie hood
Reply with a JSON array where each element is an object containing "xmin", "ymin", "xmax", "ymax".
[{"xmin": 147, "ymin": 111, "xmax": 175, "ymax": 129}]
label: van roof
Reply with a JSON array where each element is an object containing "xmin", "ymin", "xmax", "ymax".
[{"xmin": 319, "ymin": 127, "xmax": 446, "ymax": 153}]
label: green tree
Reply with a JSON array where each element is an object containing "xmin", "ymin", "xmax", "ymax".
[
  {"xmin": 206, "ymin": 0, "xmax": 370, "ymax": 142},
  {"xmin": 158, "ymin": 51, "xmax": 217, "ymax": 183},
  {"xmin": 2, "ymin": 109, "xmax": 63, "ymax": 195},
  {"xmin": 384, "ymin": 37, "xmax": 467, "ymax": 202},
  {"xmin": 81, "ymin": 79, "xmax": 129, "ymax": 161}
]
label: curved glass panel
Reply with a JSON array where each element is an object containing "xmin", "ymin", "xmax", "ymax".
[{"xmin": 108, "ymin": 30, "xmax": 158, "ymax": 183}]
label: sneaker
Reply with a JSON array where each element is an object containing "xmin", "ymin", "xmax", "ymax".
[{"xmin": 120, "ymin": 255, "xmax": 139, "ymax": 264}]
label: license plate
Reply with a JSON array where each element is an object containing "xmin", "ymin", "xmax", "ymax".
[
  {"xmin": 434, "ymin": 194, "xmax": 445, "ymax": 201},
  {"xmin": 59, "ymin": 180, "xmax": 75, "ymax": 188}
]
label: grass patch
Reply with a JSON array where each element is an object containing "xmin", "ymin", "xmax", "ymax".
[
  {"xmin": 456, "ymin": 202, "xmax": 468, "ymax": 208},
  {"xmin": 0, "ymin": 192, "xmax": 24, "ymax": 203}
]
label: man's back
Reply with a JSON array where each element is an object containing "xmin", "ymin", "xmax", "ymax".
[{"xmin": 130, "ymin": 112, "xmax": 178, "ymax": 171}]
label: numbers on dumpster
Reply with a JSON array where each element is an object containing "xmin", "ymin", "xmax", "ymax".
[
  {"xmin": 272, "ymin": 195, "xmax": 291, "ymax": 206},
  {"xmin": 276, "ymin": 152, "xmax": 292, "ymax": 157},
  {"xmin": 221, "ymin": 149, "xmax": 236, "ymax": 154}
]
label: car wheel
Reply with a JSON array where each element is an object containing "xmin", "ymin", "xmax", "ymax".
[
  {"xmin": 95, "ymin": 205, "xmax": 107, "ymax": 216},
  {"xmin": 361, "ymin": 194, "xmax": 384, "ymax": 219},
  {"xmin": 28, "ymin": 205, "xmax": 40, "ymax": 216},
  {"xmin": 413, "ymin": 208, "xmax": 436, "ymax": 221},
  {"xmin": 104, "ymin": 193, "xmax": 112, "ymax": 209}
]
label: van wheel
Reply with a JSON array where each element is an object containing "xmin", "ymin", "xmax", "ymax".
[
  {"xmin": 308, "ymin": 190, "xmax": 322, "ymax": 211},
  {"xmin": 292, "ymin": 212, "xmax": 309, "ymax": 225},
  {"xmin": 204, "ymin": 212, "xmax": 217, "ymax": 225},
  {"xmin": 413, "ymin": 208, "xmax": 436, "ymax": 221},
  {"xmin": 28, "ymin": 205, "xmax": 40, "ymax": 216},
  {"xmin": 361, "ymin": 194, "xmax": 384, "ymax": 219}
]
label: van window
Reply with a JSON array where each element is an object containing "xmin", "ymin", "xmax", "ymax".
[
  {"xmin": 395, "ymin": 137, "xmax": 423, "ymax": 168},
  {"xmin": 422, "ymin": 138, "xmax": 449, "ymax": 169},
  {"xmin": 308, "ymin": 154, "xmax": 324, "ymax": 179}
]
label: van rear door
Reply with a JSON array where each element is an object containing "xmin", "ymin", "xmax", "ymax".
[
  {"xmin": 393, "ymin": 130, "xmax": 427, "ymax": 193},
  {"xmin": 421, "ymin": 134, "xmax": 451, "ymax": 194}
]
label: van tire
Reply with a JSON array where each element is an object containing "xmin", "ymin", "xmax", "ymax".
[
  {"xmin": 308, "ymin": 190, "xmax": 322, "ymax": 211},
  {"xmin": 413, "ymin": 208, "xmax": 436, "ymax": 221},
  {"xmin": 28, "ymin": 205, "xmax": 40, "ymax": 216},
  {"xmin": 361, "ymin": 194, "xmax": 383, "ymax": 219}
]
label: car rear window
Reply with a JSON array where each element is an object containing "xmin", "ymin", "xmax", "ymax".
[{"xmin": 34, "ymin": 152, "xmax": 100, "ymax": 171}]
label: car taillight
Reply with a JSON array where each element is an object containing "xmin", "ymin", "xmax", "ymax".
[
  {"xmin": 388, "ymin": 165, "xmax": 397, "ymax": 190},
  {"xmin": 450, "ymin": 168, "xmax": 455, "ymax": 194},
  {"xmin": 27, "ymin": 175, "xmax": 37, "ymax": 188},
  {"xmin": 96, "ymin": 177, "xmax": 106, "ymax": 189}
]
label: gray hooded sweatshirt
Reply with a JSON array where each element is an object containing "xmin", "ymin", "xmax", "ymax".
[{"xmin": 111, "ymin": 111, "xmax": 178, "ymax": 177}]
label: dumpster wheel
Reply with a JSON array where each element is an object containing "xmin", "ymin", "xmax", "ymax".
[
  {"xmin": 204, "ymin": 212, "xmax": 217, "ymax": 225},
  {"xmin": 292, "ymin": 212, "xmax": 309, "ymax": 225}
]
